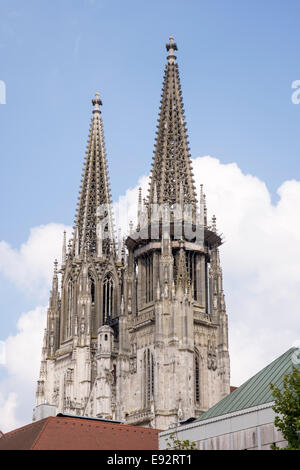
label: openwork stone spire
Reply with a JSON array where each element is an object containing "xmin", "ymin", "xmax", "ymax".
[
  {"xmin": 35, "ymin": 39, "xmax": 230, "ymax": 430},
  {"xmin": 74, "ymin": 93, "xmax": 115, "ymax": 255},
  {"xmin": 148, "ymin": 36, "xmax": 197, "ymax": 207}
]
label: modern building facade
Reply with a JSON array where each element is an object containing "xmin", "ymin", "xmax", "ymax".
[
  {"xmin": 159, "ymin": 348, "xmax": 297, "ymax": 449},
  {"xmin": 34, "ymin": 37, "xmax": 230, "ymax": 430}
]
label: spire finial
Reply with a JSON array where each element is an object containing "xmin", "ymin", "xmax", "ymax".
[
  {"xmin": 199, "ymin": 184, "xmax": 205, "ymax": 225},
  {"xmin": 129, "ymin": 220, "xmax": 134, "ymax": 234},
  {"xmin": 62, "ymin": 230, "xmax": 67, "ymax": 265},
  {"xmin": 118, "ymin": 227, "xmax": 122, "ymax": 262},
  {"xmin": 212, "ymin": 215, "xmax": 217, "ymax": 232},
  {"xmin": 137, "ymin": 188, "xmax": 143, "ymax": 231},
  {"xmin": 52, "ymin": 259, "xmax": 58, "ymax": 293},
  {"xmin": 54, "ymin": 259, "xmax": 58, "ymax": 275},
  {"xmin": 203, "ymin": 194, "xmax": 207, "ymax": 226},
  {"xmin": 92, "ymin": 92, "xmax": 102, "ymax": 113},
  {"xmin": 166, "ymin": 36, "xmax": 178, "ymax": 63}
]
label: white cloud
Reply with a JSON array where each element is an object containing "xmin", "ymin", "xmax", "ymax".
[
  {"xmin": 0, "ymin": 223, "xmax": 71, "ymax": 432},
  {"xmin": 114, "ymin": 156, "xmax": 300, "ymax": 385},
  {"xmin": 191, "ymin": 156, "xmax": 300, "ymax": 384},
  {"xmin": 0, "ymin": 223, "xmax": 72, "ymax": 301},
  {"xmin": 4, "ymin": 306, "xmax": 47, "ymax": 384},
  {"xmin": 0, "ymin": 306, "xmax": 46, "ymax": 432},
  {"xmin": 0, "ymin": 392, "xmax": 20, "ymax": 433},
  {"xmin": 0, "ymin": 341, "xmax": 5, "ymax": 365},
  {"xmin": 113, "ymin": 174, "xmax": 149, "ymax": 238},
  {"xmin": 0, "ymin": 156, "xmax": 300, "ymax": 431}
]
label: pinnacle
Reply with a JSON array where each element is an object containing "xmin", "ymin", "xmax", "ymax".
[
  {"xmin": 54, "ymin": 259, "xmax": 58, "ymax": 275},
  {"xmin": 212, "ymin": 215, "xmax": 217, "ymax": 232}
]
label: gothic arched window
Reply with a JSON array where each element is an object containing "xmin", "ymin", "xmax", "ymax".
[
  {"xmin": 89, "ymin": 273, "xmax": 95, "ymax": 303},
  {"xmin": 145, "ymin": 255, "xmax": 153, "ymax": 303},
  {"xmin": 205, "ymin": 261, "xmax": 211, "ymax": 314},
  {"xmin": 194, "ymin": 349, "xmax": 200, "ymax": 404},
  {"xmin": 67, "ymin": 278, "xmax": 73, "ymax": 338},
  {"xmin": 88, "ymin": 272, "xmax": 97, "ymax": 334},
  {"xmin": 144, "ymin": 348, "xmax": 154, "ymax": 407},
  {"xmin": 186, "ymin": 251, "xmax": 197, "ymax": 301},
  {"xmin": 135, "ymin": 262, "xmax": 138, "ymax": 314},
  {"xmin": 102, "ymin": 273, "xmax": 114, "ymax": 324}
]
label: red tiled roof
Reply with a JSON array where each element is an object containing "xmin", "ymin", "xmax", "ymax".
[{"xmin": 0, "ymin": 416, "xmax": 160, "ymax": 450}]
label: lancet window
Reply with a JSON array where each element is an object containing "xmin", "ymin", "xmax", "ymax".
[
  {"xmin": 205, "ymin": 262, "xmax": 211, "ymax": 314},
  {"xmin": 66, "ymin": 278, "xmax": 73, "ymax": 338},
  {"xmin": 194, "ymin": 348, "xmax": 200, "ymax": 404},
  {"xmin": 102, "ymin": 273, "xmax": 114, "ymax": 323},
  {"xmin": 186, "ymin": 251, "xmax": 197, "ymax": 300},
  {"xmin": 89, "ymin": 273, "xmax": 95, "ymax": 304},
  {"xmin": 144, "ymin": 349, "xmax": 154, "ymax": 407},
  {"xmin": 145, "ymin": 255, "xmax": 153, "ymax": 303}
]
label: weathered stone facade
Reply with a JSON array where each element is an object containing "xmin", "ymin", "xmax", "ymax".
[{"xmin": 34, "ymin": 37, "xmax": 230, "ymax": 430}]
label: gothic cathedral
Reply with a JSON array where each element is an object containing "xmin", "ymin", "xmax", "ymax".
[{"xmin": 35, "ymin": 37, "xmax": 230, "ymax": 430}]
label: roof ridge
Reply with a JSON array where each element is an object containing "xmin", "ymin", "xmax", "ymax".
[
  {"xmin": 30, "ymin": 416, "xmax": 54, "ymax": 450},
  {"xmin": 54, "ymin": 415, "xmax": 161, "ymax": 432},
  {"xmin": 0, "ymin": 417, "xmax": 48, "ymax": 439},
  {"xmin": 229, "ymin": 350, "xmax": 290, "ymax": 409}
]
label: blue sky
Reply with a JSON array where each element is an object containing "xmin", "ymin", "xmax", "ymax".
[
  {"xmin": 2, "ymin": 0, "xmax": 299, "ymax": 328},
  {"xmin": 1, "ymin": 0, "xmax": 300, "ymax": 430},
  {"xmin": 1, "ymin": 0, "xmax": 300, "ymax": 241}
]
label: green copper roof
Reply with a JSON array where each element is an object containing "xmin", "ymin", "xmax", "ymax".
[{"xmin": 197, "ymin": 347, "xmax": 298, "ymax": 422}]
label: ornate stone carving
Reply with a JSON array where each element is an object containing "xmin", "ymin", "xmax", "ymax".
[
  {"xmin": 129, "ymin": 355, "xmax": 137, "ymax": 374},
  {"xmin": 207, "ymin": 340, "xmax": 218, "ymax": 371},
  {"xmin": 53, "ymin": 385, "xmax": 59, "ymax": 406},
  {"xmin": 104, "ymin": 368, "xmax": 115, "ymax": 385},
  {"xmin": 34, "ymin": 37, "xmax": 230, "ymax": 432}
]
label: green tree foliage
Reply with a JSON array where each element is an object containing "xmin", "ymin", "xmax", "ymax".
[
  {"xmin": 166, "ymin": 432, "xmax": 197, "ymax": 450},
  {"xmin": 270, "ymin": 366, "xmax": 300, "ymax": 450}
]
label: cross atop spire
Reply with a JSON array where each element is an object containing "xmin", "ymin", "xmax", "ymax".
[
  {"xmin": 92, "ymin": 92, "xmax": 102, "ymax": 113},
  {"xmin": 166, "ymin": 36, "xmax": 178, "ymax": 63}
]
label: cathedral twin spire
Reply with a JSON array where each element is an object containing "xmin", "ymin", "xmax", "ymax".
[
  {"xmin": 71, "ymin": 37, "xmax": 207, "ymax": 257},
  {"xmin": 148, "ymin": 36, "xmax": 197, "ymax": 208},
  {"xmin": 73, "ymin": 92, "xmax": 115, "ymax": 257},
  {"xmin": 36, "ymin": 37, "xmax": 230, "ymax": 426}
]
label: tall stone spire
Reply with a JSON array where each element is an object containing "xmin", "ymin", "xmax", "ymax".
[
  {"xmin": 35, "ymin": 40, "xmax": 230, "ymax": 430},
  {"xmin": 74, "ymin": 92, "xmax": 115, "ymax": 256},
  {"xmin": 148, "ymin": 36, "xmax": 197, "ymax": 207}
]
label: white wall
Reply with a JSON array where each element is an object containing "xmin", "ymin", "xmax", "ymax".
[{"xmin": 159, "ymin": 402, "xmax": 286, "ymax": 450}]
